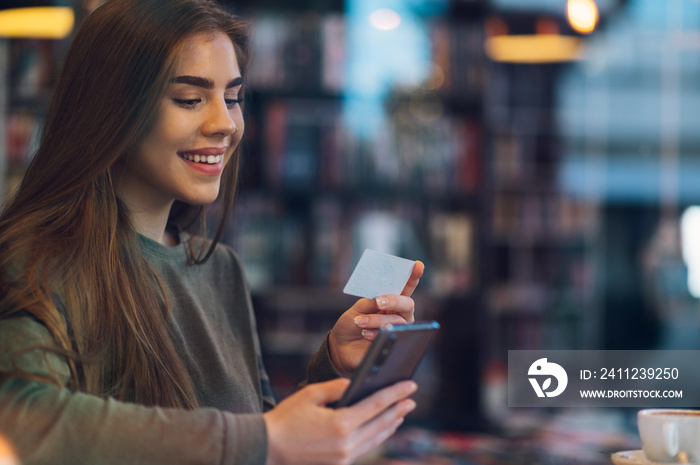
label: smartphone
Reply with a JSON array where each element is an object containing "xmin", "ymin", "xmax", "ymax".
[{"xmin": 334, "ymin": 321, "xmax": 440, "ymax": 408}]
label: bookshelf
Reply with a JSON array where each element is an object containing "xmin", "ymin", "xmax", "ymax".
[
  {"xmin": 1, "ymin": 38, "xmax": 62, "ymax": 201},
  {"xmin": 222, "ymin": 0, "xmax": 490, "ymax": 429},
  {"xmin": 481, "ymin": 57, "xmax": 601, "ymax": 422}
]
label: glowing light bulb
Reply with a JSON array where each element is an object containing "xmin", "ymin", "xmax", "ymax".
[
  {"xmin": 567, "ymin": 0, "xmax": 598, "ymax": 34},
  {"xmin": 369, "ymin": 9, "xmax": 401, "ymax": 31},
  {"xmin": 0, "ymin": 7, "xmax": 75, "ymax": 39}
]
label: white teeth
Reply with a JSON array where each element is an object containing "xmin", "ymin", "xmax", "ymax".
[{"xmin": 181, "ymin": 154, "xmax": 222, "ymax": 164}]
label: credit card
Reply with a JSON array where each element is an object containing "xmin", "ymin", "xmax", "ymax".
[{"xmin": 343, "ymin": 249, "xmax": 416, "ymax": 299}]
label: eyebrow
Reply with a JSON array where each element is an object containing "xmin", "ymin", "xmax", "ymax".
[{"xmin": 171, "ymin": 75, "xmax": 244, "ymax": 89}]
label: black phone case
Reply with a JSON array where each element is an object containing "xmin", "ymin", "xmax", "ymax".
[{"xmin": 335, "ymin": 321, "xmax": 440, "ymax": 408}]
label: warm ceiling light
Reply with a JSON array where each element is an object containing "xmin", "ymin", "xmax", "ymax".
[
  {"xmin": 0, "ymin": 7, "xmax": 75, "ymax": 39},
  {"xmin": 567, "ymin": 0, "xmax": 598, "ymax": 34},
  {"xmin": 485, "ymin": 34, "xmax": 584, "ymax": 63},
  {"xmin": 369, "ymin": 8, "xmax": 401, "ymax": 31}
]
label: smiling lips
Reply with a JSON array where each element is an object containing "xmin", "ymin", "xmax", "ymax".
[
  {"xmin": 177, "ymin": 147, "xmax": 227, "ymax": 165},
  {"xmin": 180, "ymin": 153, "xmax": 222, "ymax": 164}
]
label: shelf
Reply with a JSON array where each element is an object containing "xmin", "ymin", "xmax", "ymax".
[
  {"xmin": 448, "ymin": 0, "xmax": 490, "ymax": 17},
  {"xmin": 239, "ymin": 185, "xmax": 483, "ymax": 206},
  {"xmin": 490, "ymin": 232, "xmax": 595, "ymax": 246},
  {"xmin": 253, "ymin": 287, "xmax": 440, "ymax": 317},
  {"xmin": 491, "ymin": 179, "xmax": 561, "ymax": 194},
  {"xmin": 444, "ymin": 95, "xmax": 484, "ymax": 115},
  {"xmin": 248, "ymin": 88, "xmax": 342, "ymax": 102},
  {"xmin": 7, "ymin": 93, "xmax": 52, "ymax": 110},
  {"xmin": 228, "ymin": 0, "xmax": 344, "ymax": 14}
]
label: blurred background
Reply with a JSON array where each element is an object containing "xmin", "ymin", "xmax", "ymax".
[{"xmin": 3, "ymin": 0, "xmax": 700, "ymax": 462}]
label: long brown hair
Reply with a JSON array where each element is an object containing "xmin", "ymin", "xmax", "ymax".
[{"xmin": 0, "ymin": 0, "xmax": 249, "ymax": 409}]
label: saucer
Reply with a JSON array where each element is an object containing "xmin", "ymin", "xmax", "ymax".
[
  {"xmin": 611, "ymin": 450, "xmax": 689, "ymax": 465},
  {"xmin": 611, "ymin": 451, "xmax": 649, "ymax": 465}
]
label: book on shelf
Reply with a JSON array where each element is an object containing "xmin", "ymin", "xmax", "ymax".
[
  {"xmin": 261, "ymin": 96, "xmax": 482, "ymax": 193},
  {"xmin": 493, "ymin": 191, "xmax": 597, "ymax": 241},
  {"xmin": 248, "ymin": 13, "xmax": 345, "ymax": 94},
  {"xmin": 5, "ymin": 112, "xmax": 40, "ymax": 165},
  {"xmin": 429, "ymin": 18, "xmax": 452, "ymax": 95},
  {"xmin": 224, "ymin": 195, "xmax": 307, "ymax": 292},
  {"xmin": 263, "ymin": 98, "xmax": 339, "ymax": 189},
  {"xmin": 492, "ymin": 131, "xmax": 524, "ymax": 184},
  {"xmin": 9, "ymin": 39, "xmax": 55, "ymax": 101},
  {"xmin": 429, "ymin": 211, "xmax": 475, "ymax": 294},
  {"xmin": 248, "ymin": 14, "xmax": 287, "ymax": 89},
  {"xmin": 310, "ymin": 197, "xmax": 348, "ymax": 287},
  {"xmin": 320, "ymin": 14, "xmax": 345, "ymax": 93},
  {"xmin": 455, "ymin": 118, "xmax": 481, "ymax": 192},
  {"xmin": 280, "ymin": 13, "xmax": 321, "ymax": 92},
  {"xmin": 429, "ymin": 18, "xmax": 486, "ymax": 102}
]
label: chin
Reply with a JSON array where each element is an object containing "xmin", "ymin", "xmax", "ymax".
[
  {"xmin": 180, "ymin": 190, "xmax": 221, "ymax": 207},
  {"xmin": 186, "ymin": 197, "xmax": 218, "ymax": 206}
]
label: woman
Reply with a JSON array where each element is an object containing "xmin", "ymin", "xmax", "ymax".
[{"xmin": 0, "ymin": 0, "xmax": 424, "ymax": 464}]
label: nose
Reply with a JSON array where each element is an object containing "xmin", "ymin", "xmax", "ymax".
[{"xmin": 202, "ymin": 98, "xmax": 236, "ymax": 138}]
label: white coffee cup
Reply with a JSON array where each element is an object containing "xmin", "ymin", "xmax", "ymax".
[{"xmin": 638, "ymin": 409, "xmax": 700, "ymax": 463}]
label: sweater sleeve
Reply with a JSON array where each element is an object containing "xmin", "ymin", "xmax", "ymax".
[
  {"xmin": 300, "ymin": 333, "xmax": 342, "ymax": 388},
  {"xmin": 0, "ymin": 316, "xmax": 268, "ymax": 465}
]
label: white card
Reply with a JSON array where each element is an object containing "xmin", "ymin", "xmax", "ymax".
[{"xmin": 343, "ymin": 249, "xmax": 416, "ymax": 299}]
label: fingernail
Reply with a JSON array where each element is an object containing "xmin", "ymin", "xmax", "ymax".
[
  {"xmin": 376, "ymin": 297, "xmax": 389, "ymax": 308},
  {"xmin": 354, "ymin": 316, "xmax": 369, "ymax": 326},
  {"xmin": 405, "ymin": 381, "xmax": 418, "ymax": 394},
  {"xmin": 406, "ymin": 400, "xmax": 417, "ymax": 412},
  {"xmin": 361, "ymin": 329, "xmax": 375, "ymax": 338}
]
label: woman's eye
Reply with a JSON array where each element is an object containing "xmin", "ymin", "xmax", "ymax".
[
  {"xmin": 173, "ymin": 98, "xmax": 201, "ymax": 108},
  {"xmin": 225, "ymin": 98, "xmax": 244, "ymax": 109}
]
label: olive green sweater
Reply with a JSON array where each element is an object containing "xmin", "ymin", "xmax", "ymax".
[{"xmin": 0, "ymin": 234, "xmax": 339, "ymax": 465}]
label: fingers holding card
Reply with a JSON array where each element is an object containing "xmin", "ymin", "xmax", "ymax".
[
  {"xmin": 328, "ymin": 250, "xmax": 423, "ymax": 375},
  {"xmin": 343, "ymin": 249, "xmax": 421, "ymax": 332},
  {"xmin": 343, "ymin": 249, "xmax": 417, "ymax": 300}
]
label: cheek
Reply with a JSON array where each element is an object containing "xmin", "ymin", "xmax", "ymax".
[
  {"xmin": 156, "ymin": 113, "xmax": 193, "ymax": 146},
  {"xmin": 135, "ymin": 123, "xmax": 186, "ymax": 173},
  {"xmin": 233, "ymin": 112, "xmax": 245, "ymax": 143}
]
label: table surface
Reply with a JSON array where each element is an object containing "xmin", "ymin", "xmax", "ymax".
[{"xmin": 359, "ymin": 410, "xmax": 643, "ymax": 465}]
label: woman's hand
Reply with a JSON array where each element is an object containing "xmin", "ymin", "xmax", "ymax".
[
  {"xmin": 263, "ymin": 378, "xmax": 417, "ymax": 465},
  {"xmin": 328, "ymin": 261, "xmax": 424, "ymax": 377}
]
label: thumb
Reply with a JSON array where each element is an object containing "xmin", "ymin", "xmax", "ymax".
[
  {"xmin": 302, "ymin": 378, "xmax": 352, "ymax": 405},
  {"xmin": 352, "ymin": 298, "xmax": 378, "ymax": 315}
]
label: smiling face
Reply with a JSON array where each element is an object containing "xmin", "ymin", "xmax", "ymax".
[{"xmin": 116, "ymin": 31, "xmax": 244, "ymax": 215}]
